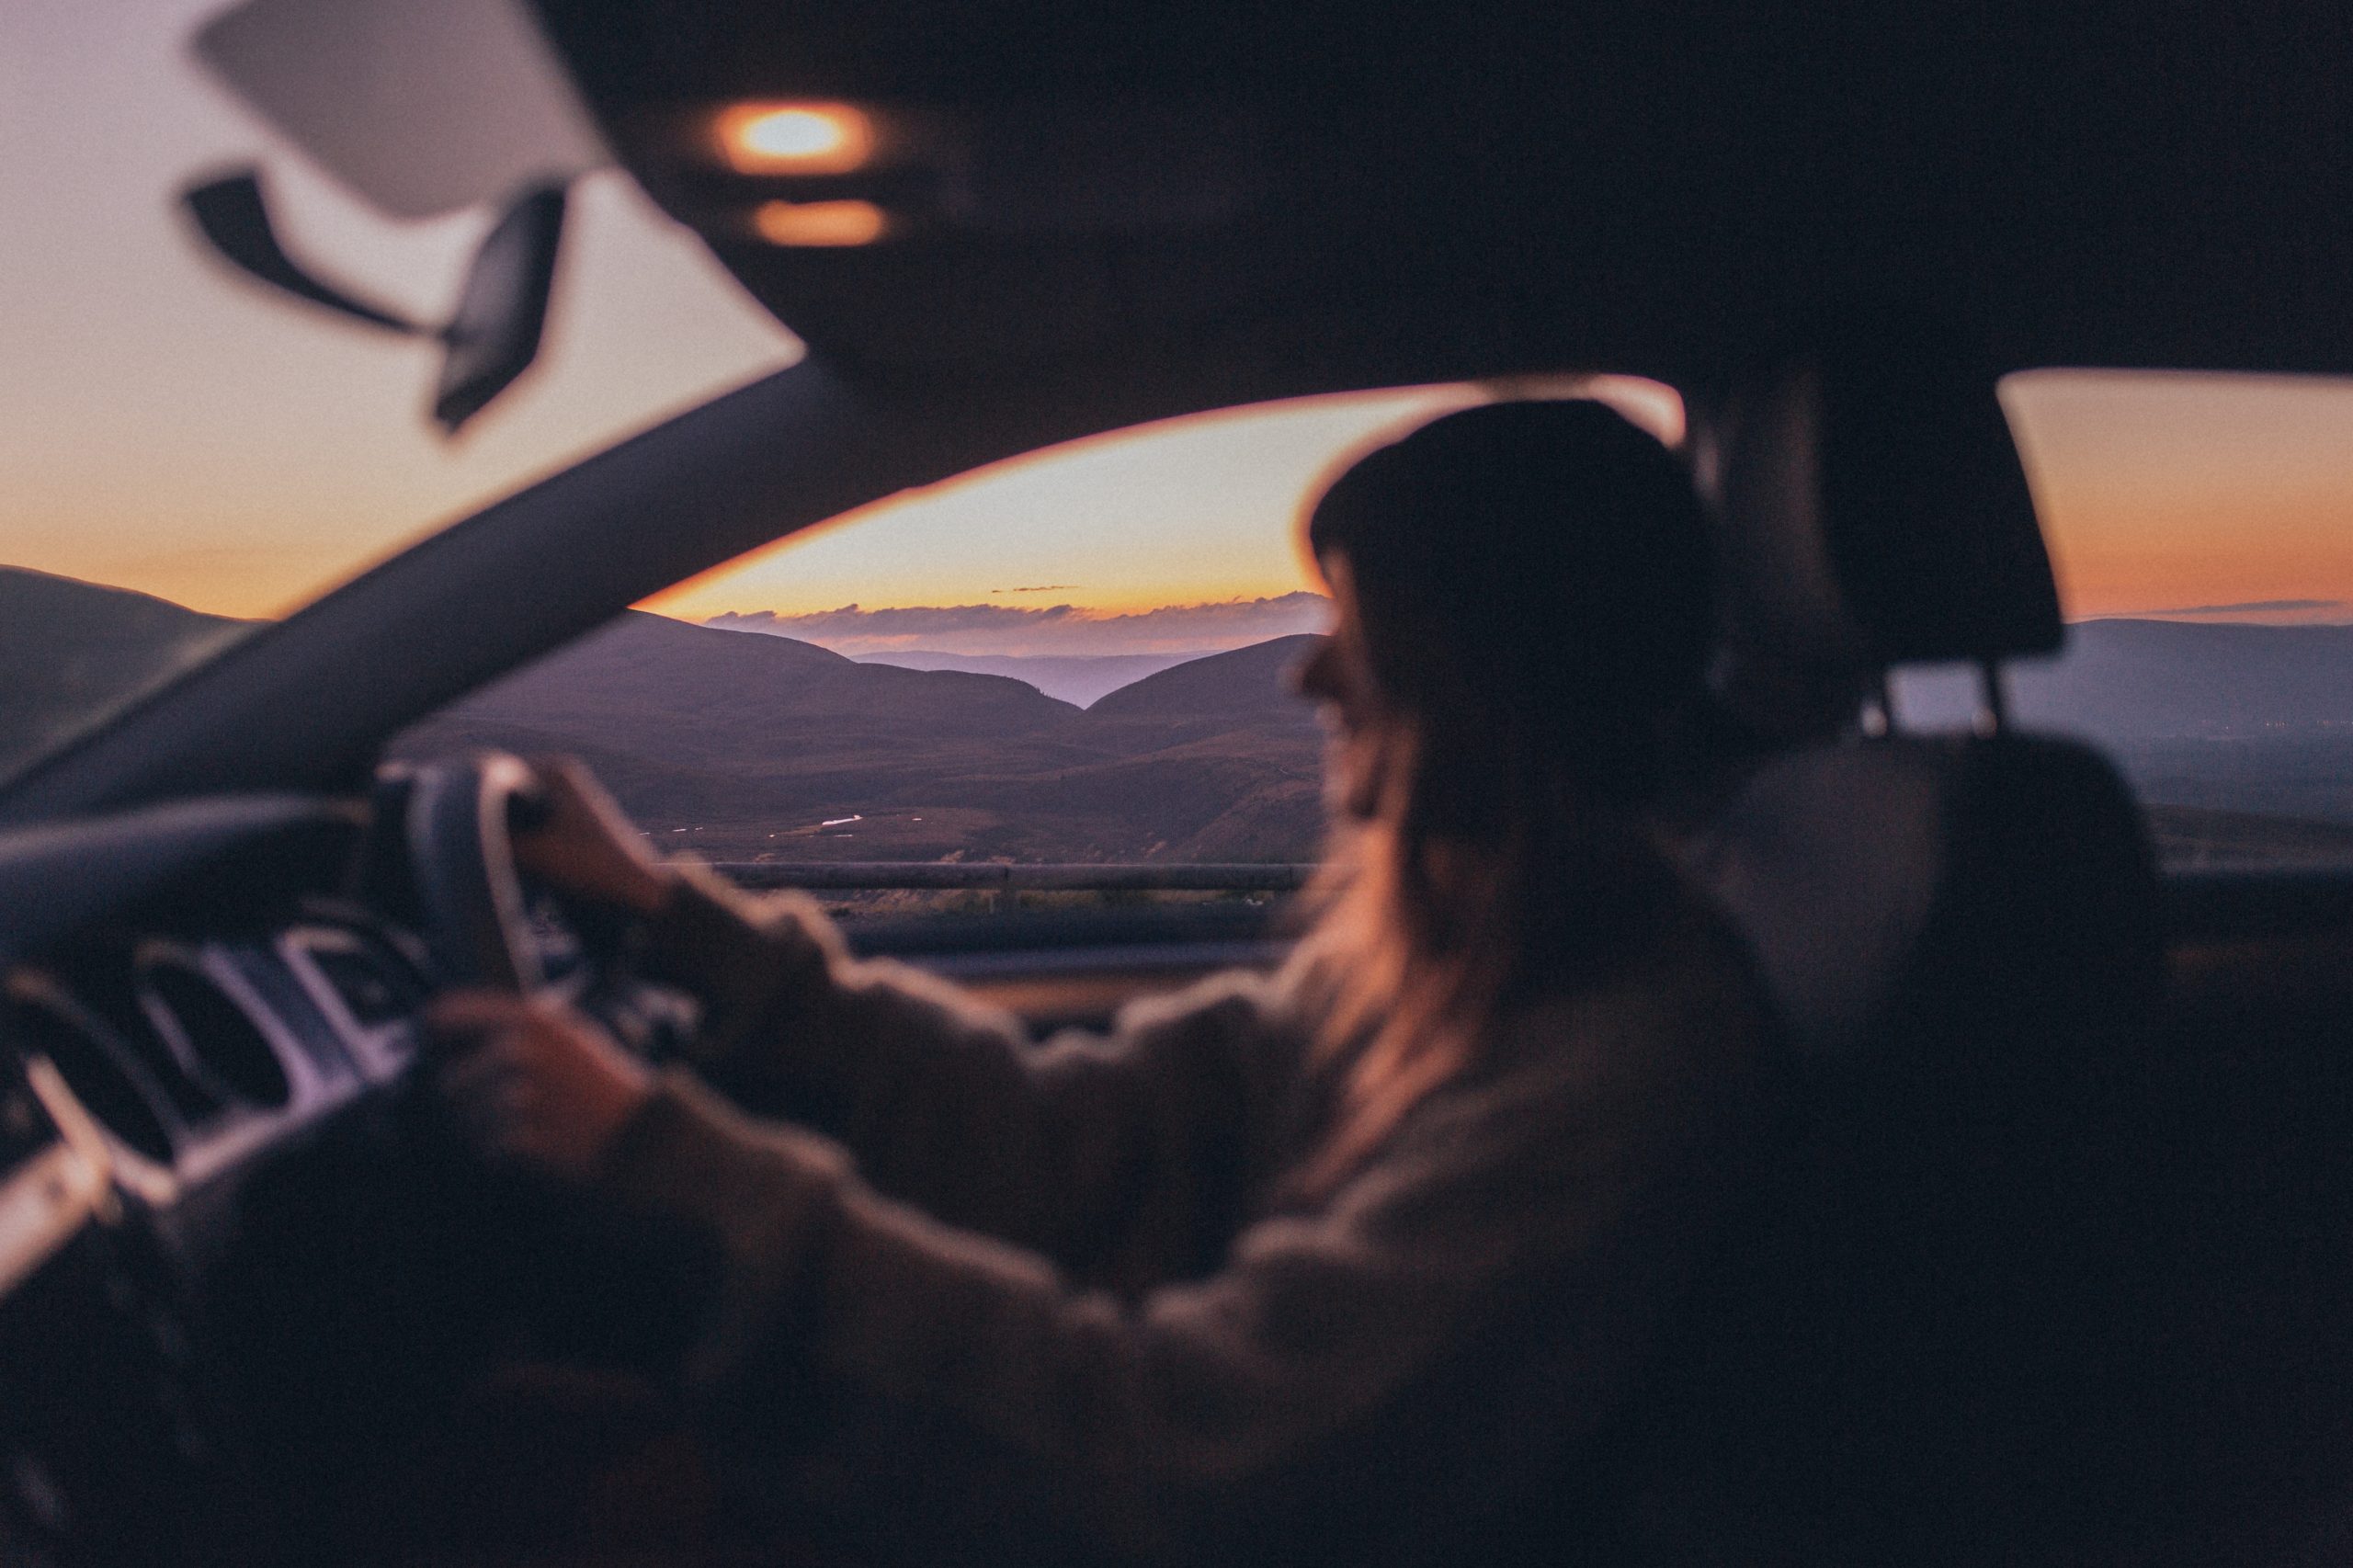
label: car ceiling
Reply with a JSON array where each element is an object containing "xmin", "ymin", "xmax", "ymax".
[{"xmin": 529, "ymin": 0, "xmax": 2353, "ymax": 388}]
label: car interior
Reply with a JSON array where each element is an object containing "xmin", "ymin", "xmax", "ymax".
[{"xmin": 6, "ymin": 2, "xmax": 2353, "ymax": 1564}]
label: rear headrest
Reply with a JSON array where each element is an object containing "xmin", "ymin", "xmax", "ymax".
[
  {"xmin": 1700, "ymin": 352, "xmax": 2062, "ymax": 735},
  {"xmin": 1893, "ymin": 733, "xmax": 2161, "ymax": 1068}
]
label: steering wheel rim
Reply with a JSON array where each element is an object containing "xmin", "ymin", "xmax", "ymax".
[{"xmin": 404, "ymin": 751, "xmax": 548, "ymax": 994}]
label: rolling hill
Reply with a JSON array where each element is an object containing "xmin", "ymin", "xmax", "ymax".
[
  {"xmin": 849, "ymin": 649, "xmax": 1206, "ymax": 706},
  {"xmin": 1088, "ymin": 635, "xmax": 1324, "ymax": 724},
  {"xmin": 0, "ymin": 566, "xmax": 252, "ymax": 780},
  {"xmin": 393, "ymin": 611, "xmax": 1328, "ymax": 862}
]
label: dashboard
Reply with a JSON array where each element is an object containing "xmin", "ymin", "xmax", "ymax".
[
  {"xmin": 11, "ymin": 915, "xmax": 426, "ymax": 1205},
  {"xmin": 0, "ymin": 793, "xmax": 503, "ymax": 1562},
  {"xmin": 0, "ymin": 778, "xmax": 1280, "ymax": 1563},
  {"xmin": 0, "ymin": 799, "xmax": 422, "ymax": 1269}
]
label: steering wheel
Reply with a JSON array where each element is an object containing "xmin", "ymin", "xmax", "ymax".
[
  {"xmin": 392, "ymin": 751, "xmax": 703, "ymax": 1355},
  {"xmin": 398, "ymin": 751, "xmax": 693, "ymax": 1064},
  {"xmin": 402, "ymin": 751, "xmax": 552, "ymax": 994},
  {"xmin": 369, "ymin": 755, "xmax": 711, "ymax": 1546}
]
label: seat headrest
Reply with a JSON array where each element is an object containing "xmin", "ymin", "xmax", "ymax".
[
  {"xmin": 1700, "ymin": 350, "xmax": 2062, "ymax": 736},
  {"xmin": 1818, "ymin": 354, "xmax": 2063, "ymax": 666}
]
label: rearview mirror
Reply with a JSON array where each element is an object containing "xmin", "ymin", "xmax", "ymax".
[
  {"xmin": 179, "ymin": 168, "xmax": 568, "ymax": 434},
  {"xmin": 431, "ymin": 183, "xmax": 567, "ymax": 432}
]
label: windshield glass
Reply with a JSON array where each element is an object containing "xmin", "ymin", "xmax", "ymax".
[{"xmin": 0, "ymin": 0, "xmax": 795, "ymax": 781}]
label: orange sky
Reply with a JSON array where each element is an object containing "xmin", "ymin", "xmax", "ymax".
[
  {"xmin": 2003, "ymin": 371, "xmax": 2353, "ymax": 623},
  {"xmin": 0, "ymin": 0, "xmax": 798, "ymax": 620},
  {"xmin": 5, "ymin": 5, "xmax": 2352, "ymax": 635},
  {"xmin": 641, "ymin": 387, "xmax": 1476, "ymax": 625}
]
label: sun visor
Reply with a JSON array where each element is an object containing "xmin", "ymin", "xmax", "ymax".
[{"xmin": 191, "ymin": 0, "xmax": 610, "ymax": 220}]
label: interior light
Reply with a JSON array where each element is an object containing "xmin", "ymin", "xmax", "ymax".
[
  {"xmin": 715, "ymin": 102, "xmax": 876, "ymax": 175},
  {"xmin": 753, "ymin": 199, "xmax": 890, "ymax": 247}
]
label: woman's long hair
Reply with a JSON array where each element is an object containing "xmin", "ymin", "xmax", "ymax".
[{"xmin": 1283, "ymin": 400, "xmax": 1718, "ymax": 1191}]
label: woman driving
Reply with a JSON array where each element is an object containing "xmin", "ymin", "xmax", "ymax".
[{"xmin": 428, "ymin": 398, "xmax": 1777, "ymax": 1566}]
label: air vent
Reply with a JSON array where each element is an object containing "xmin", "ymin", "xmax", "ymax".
[
  {"xmin": 5, "ymin": 994, "xmax": 176, "ymax": 1166},
  {"xmin": 307, "ymin": 939, "xmax": 423, "ymax": 1028},
  {"xmin": 0, "ymin": 1074, "xmax": 53, "ymax": 1173},
  {"xmin": 136, "ymin": 958, "xmax": 290, "ymax": 1111},
  {"xmin": 100, "ymin": 1004, "xmax": 225, "ymax": 1125}
]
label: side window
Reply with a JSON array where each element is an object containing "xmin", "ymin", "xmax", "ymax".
[
  {"xmin": 1895, "ymin": 371, "xmax": 2353, "ymax": 870},
  {"xmin": 399, "ymin": 387, "xmax": 1482, "ymax": 923},
  {"xmin": 396, "ymin": 380, "xmax": 1684, "ymax": 925}
]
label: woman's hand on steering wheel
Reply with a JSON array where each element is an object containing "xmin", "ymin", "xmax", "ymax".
[
  {"xmin": 401, "ymin": 753, "xmax": 680, "ymax": 1177},
  {"xmin": 510, "ymin": 757, "xmax": 678, "ymax": 920},
  {"xmin": 426, "ymin": 992, "xmax": 654, "ymax": 1183}
]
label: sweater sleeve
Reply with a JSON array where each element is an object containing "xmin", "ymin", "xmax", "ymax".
[
  {"xmin": 631, "ymin": 861, "xmax": 1302, "ymax": 1268},
  {"xmin": 592, "ymin": 955, "xmax": 1768, "ymax": 1564}
]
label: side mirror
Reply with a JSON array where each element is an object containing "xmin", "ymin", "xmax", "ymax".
[{"xmin": 179, "ymin": 168, "xmax": 568, "ymax": 434}]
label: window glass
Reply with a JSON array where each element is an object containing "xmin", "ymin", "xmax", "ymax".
[
  {"xmin": 397, "ymin": 380, "xmax": 1684, "ymax": 924},
  {"xmin": 1896, "ymin": 371, "xmax": 2353, "ymax": 869},
  {"xmin": 0, "ymin": 3, "xmax": 796, "ymax": 783}
]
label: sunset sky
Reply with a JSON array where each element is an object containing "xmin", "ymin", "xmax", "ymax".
[
  {"xmin": 2003, "ymin": 371, "xmax": 2353, "ymax": 624},
  {"xmin": 6, "ymin": 0, "xmax": 2353, "ymax": 652}
]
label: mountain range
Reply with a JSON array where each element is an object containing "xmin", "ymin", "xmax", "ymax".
[
  {"xmin": 393, "ymin": 617, "xmax": 1328, "ymax": 862},
  {"xmin": 11, "ymin": 564, "xmax": 2353, "ymax": 866}
]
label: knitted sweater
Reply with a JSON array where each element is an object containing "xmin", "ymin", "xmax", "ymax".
[{"xmin": 595, "ymin": 862, "xmax": 1774, "ymax": 1566}]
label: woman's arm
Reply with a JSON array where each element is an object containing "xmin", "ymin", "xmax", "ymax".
[
  {"xmin": 591, "ymin": 968, "xmax": 1768, "ymax": 1565},
  {"xmin": 628, "ymin": 863, "xmax": 1302, "ymax": 1267},
  {"xmin": 502, "ymin": 757, "xmax": 1300, "ymax": 1262}
]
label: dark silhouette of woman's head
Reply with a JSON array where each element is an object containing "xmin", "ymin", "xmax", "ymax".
[
  {"xmin": 1299, "ymin": 397, "xmax": 1716, "ymax": 824},
  {"xmin": 1290, "ymin": 397, "xmax": 1719, "ymax": 1184}
]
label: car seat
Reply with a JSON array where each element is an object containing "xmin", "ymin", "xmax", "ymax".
[{"xmin": 1632, "ymin": 354, "xmax": 2167, "ymax": 1565}]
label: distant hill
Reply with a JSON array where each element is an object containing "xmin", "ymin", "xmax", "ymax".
[
  {"xmin": 419, "ymin": 611, "xmax": 1080, "ymax": 734},
  {"xmin": 850, "ymin": 649, "xmax": 1206, "ymax": 706},
  {"xmin": 0, "ymin": 566, "xmax": 251, "ymax": 778},
  {"xmin": 2018, "ymin": 620, "xmax": 2353, "ymax": 739},
  {"xmin": 396, "ymin": 613, "xmax": 1097, "ymax": 841},
  {"xmin": 1088, "ymin": 635, "xmax": 1324, "ymax": 722},
  {"xmin": 1895, "ymin": 619, "xmax": 2353, "ymax": 740},
  {"xmin": 394, "ymin": 615, "xmax": 1329, "ymax": 862},
  {"xmin": 1895, "ymin": 619, "xmax": 2353, "ymax": 830}
]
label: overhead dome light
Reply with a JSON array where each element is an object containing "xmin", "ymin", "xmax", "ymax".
[
  {"xmin": 715, "ymin": 102, "xmax": 876, "ymax": 175},
  {"xmin": 753, "ymin": 199, "xmax": 890, "ymax": 246}
]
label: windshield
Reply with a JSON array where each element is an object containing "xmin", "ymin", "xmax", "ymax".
[{"xmin": 0, "ymin": 0, "xmax": 795, "ymax": 781}]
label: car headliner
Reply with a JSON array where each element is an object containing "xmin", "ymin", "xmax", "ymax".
[
  {"xmin": 535, "ymin": 0, "xmax": 2353, "ymax": 381},
  {"xmin": 0, "ymin": 0, "xmax": 2344, "ymax": 824}
]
